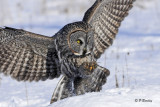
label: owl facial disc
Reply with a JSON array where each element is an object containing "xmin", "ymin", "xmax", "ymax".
[{"xmin": 69, "ymin": 30, "xmax": 94, "ymax": 56}]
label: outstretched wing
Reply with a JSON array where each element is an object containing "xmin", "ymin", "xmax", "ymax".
[
  {"xmin": 83, "ymin": 0, "xmax": 135, "ymax": 59},
  {"xmin": 0, "ymin": 27, "xmax": 60, "ymax": 82}
]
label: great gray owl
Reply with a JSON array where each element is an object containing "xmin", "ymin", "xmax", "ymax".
[{"xmin": 0, "ymin": 0, "xmax": 135, "ymax": 104}]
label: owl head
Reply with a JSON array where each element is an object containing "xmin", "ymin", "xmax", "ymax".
[{"xmin": 55, "ymin": 21, "xmax": 94, "ymax": 58}]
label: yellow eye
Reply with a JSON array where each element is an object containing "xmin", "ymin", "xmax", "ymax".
[
  {"xmin": 77, "ymin": 39, "xmax": 82, "ymax": 44},
  {"xmin": 77, "ymin": 40, "xmax": 80, "ymax": 44}
]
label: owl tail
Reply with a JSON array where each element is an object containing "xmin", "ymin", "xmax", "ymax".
[{"xmin": 50, "ymin": 65, "xmax": 110, "ymax": 104}]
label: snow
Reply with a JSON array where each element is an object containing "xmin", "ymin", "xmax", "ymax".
[
  {"xmin": 0, "ymin": 0, "xmax": 160, "ymax": 107},
  {"xmin": 51, "ymin": 86, "xmax": 160, "ymax": 107}
]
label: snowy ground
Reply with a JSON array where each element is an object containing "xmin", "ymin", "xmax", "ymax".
[{"xmin": 0, "ymin": 0, "xmax": 160, "ymax": 107}]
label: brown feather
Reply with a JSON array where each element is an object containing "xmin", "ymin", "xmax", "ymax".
[
  {"xmin": 0, "ymin": 27, "xmax": 60, "ymax": 82},
  {"xmin": 83, "ymin": 0, "xmax": 135, "ymax": 59}
]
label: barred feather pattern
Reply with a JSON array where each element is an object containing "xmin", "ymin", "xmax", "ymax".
[
  {"xmin": 74, "ymin": 66, "xmax": 110, "ymax": 94},
  {"xmin": 50, "ymin": 65, "xmax": 110, "ymax": 104},
  {"xmin": 0, "ymin": 27, "xmax": 60, "ymax": 82},
  {"xmin": 50, "ymin": 76, "xmax": 73, "ymax": 104},
  {"xmin": 83, "ymin": 0, "xmax": 135, "ymax": 59}
]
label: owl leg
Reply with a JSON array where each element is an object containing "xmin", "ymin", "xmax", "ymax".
[
  {"xmin": 74, "ymin": 65, "xmax": 110, "ymax": 95},
  {"xmin": 50, "ymin": 76, "xmax": 74, "ymax": 104}
]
